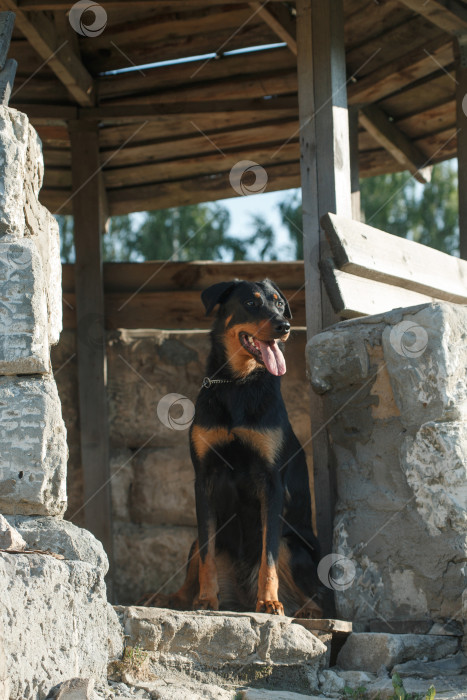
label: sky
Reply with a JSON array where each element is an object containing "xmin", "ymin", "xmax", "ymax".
[{"xmin": 218, "ymin": 187, "xmax": 299, "ymax": 261}]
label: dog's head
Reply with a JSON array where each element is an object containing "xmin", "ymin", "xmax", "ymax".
[{"xmin": 201, "ymin": 279, "xmax": 292, "ymax": 378}]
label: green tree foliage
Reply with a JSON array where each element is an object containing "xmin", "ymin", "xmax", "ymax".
[
  {"xmin": 278, "ymin": 160, "xmax": 459, "ymax": 258},
  {"xmin": 360, "ymin": 161, "xmax": 459, "ymax": 255}
]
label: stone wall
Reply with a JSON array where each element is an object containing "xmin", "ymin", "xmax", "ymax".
[
  {"xmin": 52, "ymin": 327, "xmax": 314, "ymax": 604},
  {"xmin": 306, "ymin": 302, "xmax": 467, "ymax": 630},
  {"xmin": 0, "ymin": 106, "xmax": 117, "ymax": 699}
]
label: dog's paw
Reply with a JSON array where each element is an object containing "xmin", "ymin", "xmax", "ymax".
[
  {"xmin": 193, "ymin": 594, "xmax": 219, "ymax": 611},
  {"xmin": 256, "ymin": 599, "xmax": 285, "ymax": 615}
]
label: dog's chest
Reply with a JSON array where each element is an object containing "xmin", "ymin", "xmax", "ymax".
[{"xmin": 191, "ymin": 424, "xmax": 284, "ymax": 464}]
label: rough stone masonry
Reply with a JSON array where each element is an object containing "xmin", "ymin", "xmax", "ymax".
[
  {"xmin": 0, "ymin": 106, "xmax": 117, "ymax": 699},
  {"xmin": 306, "ymin": 302, "xmax": 467, "ymax": 632}
]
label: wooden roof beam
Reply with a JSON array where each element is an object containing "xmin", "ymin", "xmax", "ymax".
[
  {"xmin": 249, "ymin": 1, "xmax": 297, "ymax": 55},
  {"xmin": 18, "ymin": 0, "xmax": 286, "ymax": 7},
  {"xmin": 359, "ymin": 104, "xmax": 432, "ymax": 183},
  {"xmin": 397, "ymin": 0, "xmax": 467, "ymax": 35},
  {"xmin": 0, "ymin": 0, "xmax": 95, "ymax": 105}
]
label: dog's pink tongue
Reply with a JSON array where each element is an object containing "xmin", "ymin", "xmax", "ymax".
[{"xmin": 257, "ymin": 339, "xmax": 286, "ymax": 376}]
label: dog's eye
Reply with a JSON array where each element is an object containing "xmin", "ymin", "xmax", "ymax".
[
  {"xmin": 245, "ymin": 300, "xmax": 255, "ymax": 307},
  {"xmin": 276, "ymin": 300, "xmax": 284, "ymax": 308}
]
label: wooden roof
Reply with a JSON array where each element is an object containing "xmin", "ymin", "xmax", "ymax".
[{"xmin": 5, "ymin": 0, "xmax": 466, "ymax": 215}]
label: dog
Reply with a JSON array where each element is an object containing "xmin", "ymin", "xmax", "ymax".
[{"xmin": 144, "ymin": 278, "xmax": 325, "ymax": 617}]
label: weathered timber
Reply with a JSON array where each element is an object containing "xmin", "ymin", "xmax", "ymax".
[
  {"xmin": 250, "ymin": 1, "xmax": 296, "ymax": 54},
  {"xmin": 0, "ymin": 10, "xmax": 15, "ymax": 69},
  {"xmin": 397, "ymin": 0, "xmax": 467, "ymax": 34},
  {"xmin": 296, "ymin": 0, "xmax": 351, "ymax": 569},
  {"xmin": 456, "ymin": 37, "xmax": 467, "ymax": 260},
  {"xmin": 322, "ymin": 213, "xmax": 467, "ymax": 304},
  {"xmin": 69, "ymin": 121, "xmax": 114, "ymax": 593},
  {"xmin": 0, "ymin": 57, "xmax": 16, "ymax": 105},
  {"xmin": 359, "ymin": 104, "xmax": 432, "ymax": 183},
  {"xmin": 0, "ymin": 0, "xmax": 95, "ymax": 105},
  {"xmin": 320, "ymin": 258, "xmax": 435, "ymax": 318}
]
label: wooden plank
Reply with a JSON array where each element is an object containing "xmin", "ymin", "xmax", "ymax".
[
  {"xmin": 0, "ymin": 11, "xmax": 15, "ymax": 69},
  {"xmin": 69, "ymin": 121, "xmax": 114, "ymax": 594},
  {"xmin": 348, "ymin": 107, "xmax": 361, "ymax": 221},
  {"xmin": 83, "ymin": 97, "xmax": 298, "ymax": 124},
  {"xmin": 456, "ymin": 37, "xmax": 467, "ymax": 260},
  {"xmin": 105, "ymin": 161, "xmax": 301, "ymax": 216},
  {"xmin": 12, "ymin": 103, "xmax": 78, "ymax": 123},
  {"xmin": 320, "ymin": 258, "xmax": 436, "ymax": 318},
  {"xmin": 101, "ymin": 119, "xmax": 299, "ymax": 168},
  {"xmin": 19, "ymin": 0, "xmax": 286, "ymax": 7},
  {"xmin": 62, "ymin": 289, "xmax": 307, "ymax": 331},
  {"xmin": 321, "ymin": 213, "xmax": 467, "ymax": 304},
  {"xmin": 0, "ymin": 0, "xmax": 95, "ymax": 106},
  {"xmin": 103, "ymin": 142, "xmax": 299, "ymax": 188},
  {"xmin": 0, "ymin": 57, "xmax": 16, "ymax": 104},
  {"xmin": 292, "ymin": 617, "xmax": 353, "ymax": 633},
  {"xmin": 397, "ymin": 0, "xmax": 467, "ymax": 34},
  {"xmin": 359, "ymin": 104, "xmax": 432, "ymax": 184},
  {"xmin": 296, "ymin": 0, "xmax": 352, "ymax": 574},
  {"xmin": 98, "ymin": 47, "xmax": 295, "ymax": 101},
  {"xmin": 348, "ymin": 36, "xmax": 453, "ymax": 106},
  {"xmin": 62, "ymin": 260, "xmax": 306, "ymax": 294},
  {"xmin": 249, "ymin": 1, "xmax": 296, "ymax": 54}
]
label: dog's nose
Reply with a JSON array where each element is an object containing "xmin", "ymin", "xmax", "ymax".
[{"xmin": 275, "ymin": 320, "xmax": 290, "ymax": 334}]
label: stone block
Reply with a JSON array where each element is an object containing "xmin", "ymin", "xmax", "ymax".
[
  {"xmin": 0, "ymin": 375, "xmax": 67, "ymax": 516},
  {"xmin": 0, "ymin": 237, "xmax": 49, "ymax": 373},
  {"xmin": 120, "ymin": 607, "xmax": 327, "ymax": 692},
  {"xmin": 336, "ymin": 632, "xmax": 459, "ymax": 673},
  {"xmin": 55, "ymin": 678, "xmax": 95, "ymax": 700},
  {"xmin": 393, "ymin": 652, "xmax": 467, "ymax": 678},
  {"xmin": 113, "ymin": 523, "xmax": 196, "ymax": 605},
  {"xmin": 130, "ymin": 444, "xmax": 196, "ymax": 527},
  {"xmin": 306, "ymin": 302, "xmax": 467, "ymax": 626},
  {"xmin": 0, "ymin": 107, "xmax": 62, "ymax": 348},
  {"xmin": 401, "ymin": 420, "xmax": 467, "ymax": 536},
  {"xmin": 5, "ymin": 516, "xmax": 107, "ymax": 570},
  {"xmin": 0, "ymin": 514, "xmax": 26, "ymax": 551},
  {"xmin": 1, "ymin": 552, "xmax": 108, "ymax": 700},
  {"xmin": 0, "ymin": 108, "xmax": 29, "ymax": 237}
]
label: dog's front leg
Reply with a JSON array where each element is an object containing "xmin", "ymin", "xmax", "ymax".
[
  {"xmin": 193, "ymin": 474, "xmax": 219, "ymax": 611},
  {"xmin": 256, "ymin": 473, "xmax": 284, "ymax": 615}
]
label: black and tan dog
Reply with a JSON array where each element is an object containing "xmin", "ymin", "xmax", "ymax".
[{"xmin": 145, "ymin": 278, "xmax": 324, "ymax": 617}]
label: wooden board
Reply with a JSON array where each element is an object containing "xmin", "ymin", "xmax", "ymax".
[
  {"xmin": 321, "ymin": 213, "xmax": 467, "ymax": 305},
  {"xmin": 292, "ymin": 618, "xmax": 353, "ymax": 633},
  {"xmin": 61, "ymin": 260, "xmax": 306, "ymax": 294},
  {"xmin": 320, "ymin": 258, "xmax": 436, "ymax": 318},
  {"xmin": 62, "ymin": 288, "xmax": 307, "ymax": 331},
  {"xmin": 69, "ymin": 121, "xmax": 114, "ymax": 593}
]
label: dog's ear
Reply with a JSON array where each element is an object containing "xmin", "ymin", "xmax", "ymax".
[
  {"xmin": 264, "ymin": 279, "xmax": 292, "ymax": 319},
  {"xmin": 201, "ymin": 280, "xmax": 240, "ymax": 316}
]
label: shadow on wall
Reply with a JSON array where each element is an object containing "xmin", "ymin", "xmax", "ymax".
[{"xmin": 52, "ymin": 326, "xmax": 313, "ymax": 604}]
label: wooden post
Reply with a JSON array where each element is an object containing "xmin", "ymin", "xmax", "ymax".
[
  {"xmin": 296, "ymin": 0, "xmax": 352, "ymax": 559},
  {"xmin": 456, "ymin": 36, "xmax": 467, "ymax": 260},
  {"xmin": 69, "ymin": 120, "xmax": 114, "ymax": 596},
  {"xmin": 349, "ymin": 107, "xmax": 361, "ymax": 221}
]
